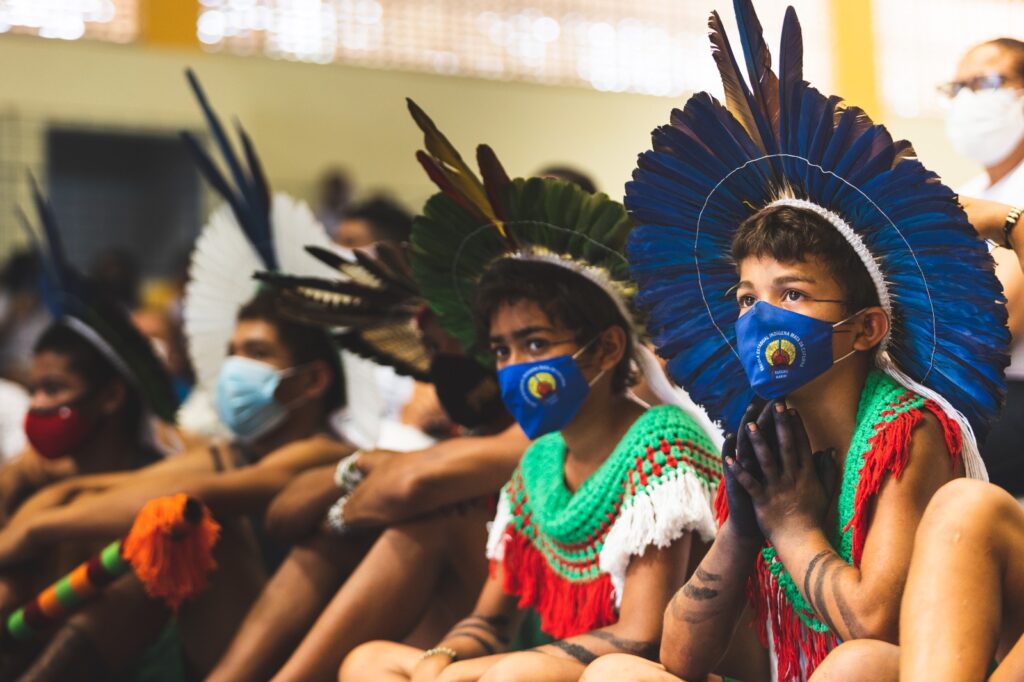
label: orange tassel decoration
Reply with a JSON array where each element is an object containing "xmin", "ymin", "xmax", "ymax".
[{"xmin": 122, "ymin": 494, "xmax": 220, "ymax": 611}]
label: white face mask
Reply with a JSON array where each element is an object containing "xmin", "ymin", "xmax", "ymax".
[{"xmin": 946, "ymin": 88, "xmax": 1024, "ymax": 168}]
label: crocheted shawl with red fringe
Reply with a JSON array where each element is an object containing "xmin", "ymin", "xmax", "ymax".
[
  {"xmin": 487, "ymin": 405, "xmax": 722, "ymax": 639},
  {"xmin": 714, "ymin": 370, "xmax": 962, "ymax": 681}
]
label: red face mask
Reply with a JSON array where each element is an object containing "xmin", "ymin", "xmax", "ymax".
[{"xmin": 24, "ymin": 402, "xmax": 96, "ymax": 460}]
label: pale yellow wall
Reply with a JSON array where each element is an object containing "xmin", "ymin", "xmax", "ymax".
[{"xmin": 0, "ymin": 28, "xmax": 986, "ymax": 258}]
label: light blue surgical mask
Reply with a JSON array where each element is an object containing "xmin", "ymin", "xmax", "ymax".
[{"xmin": 215, "ymin": 356, "xmax": 302, "ymax": 442}]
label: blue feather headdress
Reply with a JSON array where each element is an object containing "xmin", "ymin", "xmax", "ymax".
[
  {"xmin": 625, "ymin": 0, "xmax": 1008, "ymax": 479},
  {"xmin": 17, "ymin": 180, "xmax": 180, "ymax": 424}
]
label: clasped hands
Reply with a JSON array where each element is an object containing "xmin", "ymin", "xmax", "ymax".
[{"xmin": 722, "ymin": 398, "xmax": 838, "ymax": 545}]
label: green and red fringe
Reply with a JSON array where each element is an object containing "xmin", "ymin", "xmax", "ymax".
[
  {"xmin": 714, "ymin": 394, "xmax": 961, "ymax": 681},
  {"xmin": 497, "ymin": 529, "xmax": 617, "ymax": 640}
]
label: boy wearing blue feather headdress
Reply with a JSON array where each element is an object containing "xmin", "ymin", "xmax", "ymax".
[{"xmin": 581, "ymin": 1, "xmax": 1010, "ymax": 681}]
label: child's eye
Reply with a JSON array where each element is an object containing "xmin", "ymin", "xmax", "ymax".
[
  {"xmin": 737, "ymin": 294, "xmax": 757, "ymax": 308},
  {"xmin": 491, "ymin": 345, "xmax": 510, "ymax": 360},
  {"xmin": 783, "ymin": 289, "xmax": 805, "ymax": 302},
  {"xmin": 526, "ymin": 339, "xmax": 550, "ymax": 353}
]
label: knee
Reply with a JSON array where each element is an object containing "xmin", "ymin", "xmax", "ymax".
[
  {"xmin": 809, "ymin": 640, "xmax": 898, "ymax": 682},
  {"xmin": 921, "ymin": 479, "xmax": 1018, "ymax": 536},
  {"xmin": 477, "ymin": 652, "xmax": 554, "ymax": 682},
  {"xmin": 339, "ymin": 640, "xmax": 394, "ymax": 682},
  {"xmin": 581, "ymin": 653, "xmax": 675, "ymax": 682}
]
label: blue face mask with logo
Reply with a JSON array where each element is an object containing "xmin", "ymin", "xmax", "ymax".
[
  {"xmin": 734, "ymin": 301, "xmax": 859, "ymax": 400},
  {"xmin": 215, "ymin": 356, "xmax": 302, "ymax": 442},
  {"xmin": 497, "ymin": 340, "xmax": 605, "ymax": 440}
]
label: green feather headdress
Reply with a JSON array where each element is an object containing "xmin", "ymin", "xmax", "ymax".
[{"xmin": 406, "ymin": 99, "xmax": 636, "ymax": 356}]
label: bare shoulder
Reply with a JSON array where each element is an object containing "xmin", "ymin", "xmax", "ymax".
[{"xmin": 879, "ymin": 410, "xmax": 962, "ymax": 511}]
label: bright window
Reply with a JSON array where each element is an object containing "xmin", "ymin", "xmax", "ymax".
[
  {"xmin": 197, "ymin": 0, "xmax": 833, "ymax": 98},
  {"xmin": 0, "ymin": 0, "xmax": 138, "ymax": 42},
  {"xmin": 873, "ymin": 0, "xmax": 1024, "ymax": 118}
]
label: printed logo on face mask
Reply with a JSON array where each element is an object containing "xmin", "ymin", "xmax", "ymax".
[
  {"xmin": 525, "ymin": 370, "xmax": 561, "ymax": 403},
  {"xmin": 756, "ymin": 332, "xmax": 806, "ymax": 379}
]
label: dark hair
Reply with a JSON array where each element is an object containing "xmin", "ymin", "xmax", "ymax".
[
  {"xmin": 1, "ymin": 250, "xmax": 42, "ymax": 294},
  {"xmin": 237, "ymin": 291, "xmax": 346, "ymax": 411},
  {"xmin": 346, "ymin": 197, "xmax": 413, "ymax": 244},
  {"xmin": 88, "ymin": 249, "xmax": 141, "ymax": 309},
  {"xmin": 538, "ymin": 165, "xmax": 598, "ymax": 194},
  {"xmin": 473, "ymin": 258, "xmax": 634, "ymax": 393},
  {"xmin": 33, "ymin": 322, "xmax": 143, "ymax": 431},
  {"xmin": 731, "ymin": 205, "xmax": 880, "ymax": 314},
  {"xmin": 983, "ymin": 38, "xmax": 1024, "ymax": 79}
]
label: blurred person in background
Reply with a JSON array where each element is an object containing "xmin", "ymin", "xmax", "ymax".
[
  {"xmin": 331, "ymin": 196, "xmax": 414, "ymax": 249},
  {"xmin": 538, "ymin": 164, "xmax": 598, "ymax": 193},
  {"xmin": 315, "ymin": 167, "xmax": 354, "ymax": 239},
  {"xmin": 945, "ymin": 37, "xmax": 1024, "ymax": 498},
  {"xmin": 0, "ymin": 250, "xmax": 50, "ymax": 385}
]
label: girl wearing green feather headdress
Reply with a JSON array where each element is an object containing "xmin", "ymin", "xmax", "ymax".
[{"xmin": 338, "ymin": 102, "xmax": 722, "ymax": 682}]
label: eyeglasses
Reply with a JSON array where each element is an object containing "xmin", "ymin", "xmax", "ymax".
[{"xmin": 937, "ymin": 73, "xmax": 1017, "ymax": 98}]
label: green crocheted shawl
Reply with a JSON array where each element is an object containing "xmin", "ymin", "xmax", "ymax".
[{"xmin": 505, "ymin": 404, "xmax": 720, "ymax": 581}]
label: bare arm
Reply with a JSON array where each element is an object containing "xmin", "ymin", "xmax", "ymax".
[
  {"xmin": 263, "ymin": 465, "xmax": 342, "ymax": 543},
  {"xmin": 0, "ymin": 435, "xmax": 351, "ymax": 565},
  {"xmin": 532, "ymin": 534, "xmax": 693, "ymax": 666},
  {"xmin": 343, "ymin": 425, "xmax": 528, "ymax": 527},
  {"xmin": 773, "ymin": 415, "xmax": 958, "ymax": 642}
]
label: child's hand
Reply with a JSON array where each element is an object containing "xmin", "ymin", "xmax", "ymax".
[
  {"xmin": 721, "ymin": 398, "xmax": 772, "ymax": 539},
  {"xmin": 730, "ymin": 401, "xmax": 836, "ymax": 544}
]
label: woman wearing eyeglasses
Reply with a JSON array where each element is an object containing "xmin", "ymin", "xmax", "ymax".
[{"xmin": 943, "ymin": 38, "xmax": 1024, "ymax": 502}]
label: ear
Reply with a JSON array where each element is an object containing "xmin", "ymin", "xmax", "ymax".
[
  {"xmin": 594, "ymin": 325, "xmax": 628, "ymax": 372},
  {"xmin": 852, "ymin": 307, "xmax": 890, "ymax": 351},
  {"xmin": 299, "ymin": 359, "xmax": 333, "ymax": 401},
  {"xmin": 96, "ymin": 379, "xmax": 127, "ymax": 416}
]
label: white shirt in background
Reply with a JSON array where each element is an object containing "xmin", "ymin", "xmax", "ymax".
[
  {"xmin": 0, "ymin": 379, "xmax": 28, "ymax": 461},
  {"xmin": 961, "ymin": 161, "xmax": 1024, "ymax": 379}
]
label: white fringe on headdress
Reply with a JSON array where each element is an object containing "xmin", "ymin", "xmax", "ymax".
[
  {"xmin": 599, "ymin": 469, "xmax": 718, "ymax": 607},
  {"xmin": 767, "ymin": 197, "xmax": 987, "ymax": 481}
]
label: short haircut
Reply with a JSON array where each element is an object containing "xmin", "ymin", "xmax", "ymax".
[
  {"xmin": 731, "ymin": 204, "xmax": 880, "ymax": 314},
  {"xmin": 237, "ymin": 291, "xmax": 346, "ymax": 411},
  {"xmin": 538, "ymin": 165, "xmax": 598, "ymax": 194},
  {"xmin": 983, "ymin": 38, "xmax": 1024, "ymax": 79},
  {"xmin": 473, "ymin": 258, "xmax": 634, "ymax": 393},
  {"xmin": 346, "ymin": 197, "xmax": 413, "ymax": 244},
  {"xmin": 33, "ymin": 322, "xmax": 143, "ymax": 430}
]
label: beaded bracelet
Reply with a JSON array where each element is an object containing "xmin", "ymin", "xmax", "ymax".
[
  {"xmin": 417, "ymin": 646, "xmax": 458, "ymax": 664},
  {"xmin": 326, "ymin": 494, "xmax": 352, "ymax": 536},
  {"xmin": 333, "ymin": 451, "xmax": 365, "ymax": 492},
  {"xmin": 1003, "ymin": 206, "xmax": 1023, "ymax": 249}
]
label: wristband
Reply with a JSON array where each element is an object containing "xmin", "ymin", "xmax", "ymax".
[
  {"xmin": 333, "ymin": 451, "xmax": 364, "ymax": 492},
  {"xmin": 418, "ymin": 646, "xmax": 458, "ymax": 664},
  {"xmin": 326, "ymin": 494, "xmax": 352, "ymax": 536},
  {"xmin": 1003, "ymin": 206, "xmax": 1023, "ymax": 249}
]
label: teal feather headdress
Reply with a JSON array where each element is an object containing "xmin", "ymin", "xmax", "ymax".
[
  {"xmin": 18, "ymin": 181, "xmax": 180, "ymax": 424},
  {"xmin": 625, "ymin": 0, "xmax": 1009, "ymax": 479}
]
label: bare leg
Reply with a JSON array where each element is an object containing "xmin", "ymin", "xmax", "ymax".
[
  {"xmin": 178, "ymin": 519, "xmax": 270, "ymax": 676},
  {"xmin": 476, "ymin": 651, "xmax": 585, "ymax": 681},
  {"xmin": 208, "ymin": 530, "xmax": 375, "ymax": 682},
  {"xmin": 274, "ymin": 505, "xmax": 490, "ymax": 682},
  {"xmin": 581, "ymin": 654, "xmax": 686, "ymax": 681},
  {"xmin": 900, "ymin": 479, "xmax": 1024, "ymax": 682},
  {"xmin": 16, "ymin": 573, "xmax": 169, "ymax": 682},
  {"xmin": 809, "ymin": 640, "xmax": 898, "ymax": 682}
]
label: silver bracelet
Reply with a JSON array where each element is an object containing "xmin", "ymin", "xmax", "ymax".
[
  {"xmin": 417, "ymin": 646, "xmax": 458, "ymax": 664},
  {"xmin": 333, "ymin": 451, "xmax": 365, "ymax": 492},
  {"xmin": 326, "ymin": 493, "xmax": 352, "ymax": 536}
]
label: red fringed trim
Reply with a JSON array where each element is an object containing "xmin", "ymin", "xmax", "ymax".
[
  {"xmin": 753, "ymin": 552, "xmax": 838, "ymax": 681},
  {"xmin": 500, "ymin": 529, "xmax": 616, "ymax": 639},
  {"xmin": 714, "ymin": 479, "xmax": 730, "ymax": 527},
  {"xmin": 844, "ymin": 400, "xmax": 962, "ymax": 564}
]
